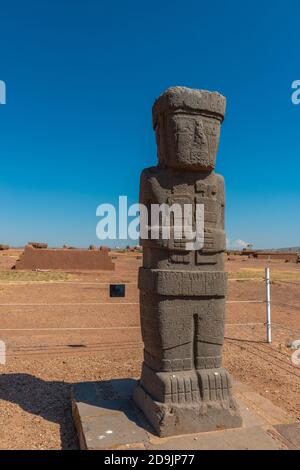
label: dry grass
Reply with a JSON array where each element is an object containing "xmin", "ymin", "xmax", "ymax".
[
  {"xmin": 228, "ymin": 268, "xmax": 300, "ymax": 281},
  {"xmin": 0, "ymin": 271, "xmax": 73, "ymax": 283}
]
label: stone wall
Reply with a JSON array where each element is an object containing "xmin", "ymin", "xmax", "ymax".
[{"xmin": 14, "ymin": 245, "xmax": 115, "ymax": 270}]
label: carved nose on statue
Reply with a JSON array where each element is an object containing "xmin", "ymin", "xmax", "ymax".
[{"xmin": 176, "ymin": 132, "xmax": 192, "ymax": 154}]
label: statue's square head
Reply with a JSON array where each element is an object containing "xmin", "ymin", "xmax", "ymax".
[{"xmin": 152, "ymin": 87, "xmax": 226, "ymax": 171}]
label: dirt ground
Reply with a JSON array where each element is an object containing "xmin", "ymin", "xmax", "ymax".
[{"xmin": 0, "ymin": 250, "xmax": 299, "ymax": 449}]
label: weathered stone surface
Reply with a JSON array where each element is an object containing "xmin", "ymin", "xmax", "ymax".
[
  {"xmin": 138, "ymin": 269, "xmax": 227, "ymax": 296},
  {"xmin": 273, "ymin": 423, "xmax": 300, "ymax": 449},
  {"xmin": 72, "ymin": 380, "xmax": 149, "ymax": 450},
  {"xmin": 0, "ymin": 244, "xmax": 10, "ymax": 250},
  {"xmin": 133, "ymin": 383, "xmax": 242, "ymax": 437},
  {"xmin": 28, "ymin": 242, "xmax": 48, "ymax": 249},
  {"xmin": 133, "ymin": 86, "xmax": 242, "ymax": 436}
]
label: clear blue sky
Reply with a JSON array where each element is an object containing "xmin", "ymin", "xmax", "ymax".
[{"xmin": 0, "ymin": 0, "xmax": 299, "ymax": 248}]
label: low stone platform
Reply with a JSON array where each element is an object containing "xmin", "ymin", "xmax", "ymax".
[
  {"xmin": 72, "ymin": 378, "xmax": 300, "ymax": 450},
  {"xmin": 15, "ymin": 244, "xmax": 115, "ymax": 270}
]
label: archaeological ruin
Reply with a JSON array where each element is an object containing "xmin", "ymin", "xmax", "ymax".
[{"xmin": 14, "ymin": 243, "xmax": 115, "ymax": 271}]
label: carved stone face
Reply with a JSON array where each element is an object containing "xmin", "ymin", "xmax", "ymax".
[{"xmin": 156, "ymin": 113, "xmax": 221, "ymax": 171}]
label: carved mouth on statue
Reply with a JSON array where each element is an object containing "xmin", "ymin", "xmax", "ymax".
[{"xmin": 172, "ymin": 157, "xmax": 214, "ymax": 171}]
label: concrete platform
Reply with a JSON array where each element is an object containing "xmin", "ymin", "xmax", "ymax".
[{"xmin": 72, "ymin": 378, "xmax": 299, "ymax": 450}]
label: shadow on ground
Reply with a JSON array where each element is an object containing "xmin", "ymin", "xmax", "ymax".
[
  {"xmin": 72, "ymin": 377, "xmax": 153, "ymax": 432},
  {"xmin": 0, "ymin": 373, "xmax": 78, "ymax": 449}
]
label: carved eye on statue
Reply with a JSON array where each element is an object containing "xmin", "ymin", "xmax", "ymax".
[
  {"xmin": 175, "ymin": 117, "xmax": 195, "ymax": 134},
  {"xmin": 194, "ymin": 119, "xmax": 209, "ymax": 154}
]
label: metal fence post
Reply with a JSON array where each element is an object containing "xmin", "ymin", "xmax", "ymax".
[{"xmin": 265, "ymin": 267, "xmax": 271, "ymax": 343}]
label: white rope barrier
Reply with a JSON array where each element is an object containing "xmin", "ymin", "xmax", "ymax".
[
  {"xmin": 0, "ymin": 302, "xmax": 139, "ymax": 306},
  {"xmin": 0, "ymin": 268, "xmax": 273, "ymax": 342}
]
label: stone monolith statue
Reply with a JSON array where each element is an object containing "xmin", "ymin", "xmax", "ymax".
[{"xmin": 133, "ymin": 86, "xmax": 242, "ymax": 436}]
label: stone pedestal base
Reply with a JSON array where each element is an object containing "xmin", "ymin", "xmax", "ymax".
[
  {"xmin": 133, "ymin": 365, "xmax": 242, "ymax": 437},
  {"xmin": 72, "ymin": 378, "xmax": 297, "ymax": 449}
]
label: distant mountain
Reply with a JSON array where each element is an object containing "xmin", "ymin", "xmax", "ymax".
[{"xmin": 258, "ymin": 247, "xmax": 300, "ymax": 252}]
